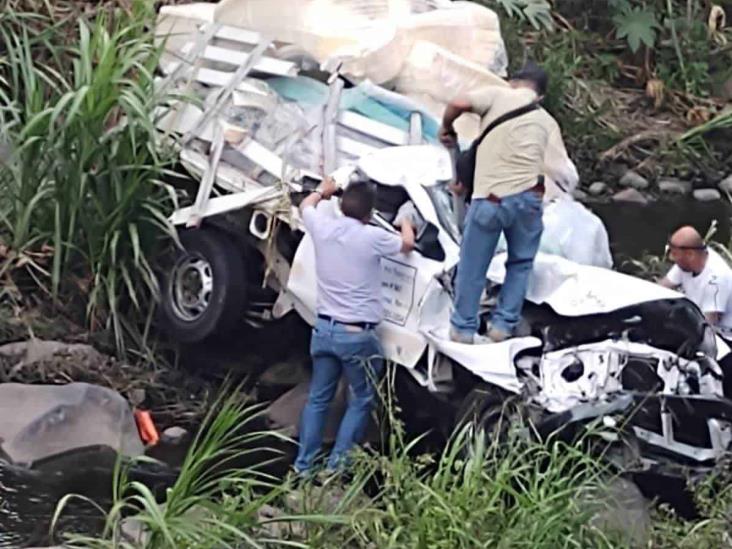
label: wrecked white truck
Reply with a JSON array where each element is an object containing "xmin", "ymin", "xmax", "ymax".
[{"xmin": 152, "ymin": 0, "xmax": 732, "ymax": 476}]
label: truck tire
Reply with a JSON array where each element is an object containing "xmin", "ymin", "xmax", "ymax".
[
  {"xmin": 161, "ymin": 228, "xmax": 247, "ymax": 342},
  {"xmin": 454, "ymin": 385, "xmax": 520, "ymax": 455}
]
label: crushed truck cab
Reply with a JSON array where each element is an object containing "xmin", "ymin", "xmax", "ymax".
[{"xmin": 153, "ymin": 1, "xmax": 732, "ymax": 476}]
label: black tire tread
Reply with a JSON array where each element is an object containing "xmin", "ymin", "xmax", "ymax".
[{"xmin": 161, "ymin": 227, "xmax": 247, "ymax": 342}]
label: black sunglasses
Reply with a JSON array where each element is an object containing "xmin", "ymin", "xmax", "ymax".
[{"xmin": 665, "ymin": 242, "xmax": 707, "ymax": 254}]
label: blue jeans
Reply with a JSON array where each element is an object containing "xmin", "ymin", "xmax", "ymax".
[
  {"xmin": 294, "ymin": 317, "xmax": 384, "ymax": 474},
  {"xmin": 451, "ymin": 189, "xmax": 543, "ymax": 336}
]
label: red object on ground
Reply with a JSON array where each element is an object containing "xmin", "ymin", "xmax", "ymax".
[{"xmin": 134, "ymin": 409, "xmax": 160, "ymax": 446}]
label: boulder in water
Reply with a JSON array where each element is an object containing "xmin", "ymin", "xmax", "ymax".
[{"xmin": 0, "ymin": 382, "xmax": 144, "ymax": 463}]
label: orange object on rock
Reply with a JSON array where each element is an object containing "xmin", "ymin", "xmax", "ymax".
[{"xmin": 134, "ymin": 409, "xmax": 160, "ymax": 446}]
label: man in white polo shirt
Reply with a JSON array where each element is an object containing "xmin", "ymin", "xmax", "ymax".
[{"xmin": 660, "ymin": 225, "xmax": 732, "ymax": 336}]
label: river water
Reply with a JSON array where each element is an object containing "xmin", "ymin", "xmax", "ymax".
[
  {"xmin": 589, "ymin": 197, "xmax": 732, "ymax": 262},
  {"xmin": 0, "ymin": 447, "xmax": 112, "ymax": 547}
]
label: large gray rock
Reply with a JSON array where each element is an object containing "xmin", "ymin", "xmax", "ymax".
[
  {"xmin": 658, "ymin": 178, "xmax": 692, "ymax": 195},
  {"xmin": 693, "ymin": 188, "xmax": 722, "ymax": 202},
  {"xmin": 0, "ymin": 340, "xmax": 104, "ymax": 374},
  {"xmin": 619, "ymin": 170, "xmax": 649, "ymax": 190},
  {"xmin": 718, "ymin": 174, "xmax": 732, "ymax": 195},
  {"xmin": 267, "ymin": 376, "xmax": 379, "ymax": 444},
  {"xmin": 0, "ymin": 382, "xmax": 143, "ymax": 463},
  {"xmin": 612, "ymin": 188, "xmax": 648, "ymax": 204},
  {"xmin": 579, "ymin": 477, "xmax": 651, "ymax": 547}
]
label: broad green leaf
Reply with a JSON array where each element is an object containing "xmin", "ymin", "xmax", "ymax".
[{"xmin": 613, "ymin": 7, "xmax": 659, "ymax": 52}]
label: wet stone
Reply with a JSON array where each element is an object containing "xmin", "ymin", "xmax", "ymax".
[
  {"xmin": 619, "ymin": 170, "xmax": 649, "ymax": 190},
  {"xmin": 588, "ymin": 181, "xmax": 608, "ymax": 196},
  {"xmin": 658, "ymin": 178, "xmax": 691, "ymax": 195},
  {"xmin": 128, "ymin": 388, "xmax": 146, "ymax": 407},
  {"xmin": 161, "ymin": 426, "xmax": 189, "ymax": 445},
  {"xmin": 693, "ymin": 188, "xmax": 721, "ymax": 202},
  {"xmin": 572, "ymin": 189, "xmax": 588, "ymax": 201},
  {"xmin": 0, "ymin": 382, "xmax": 143, "ymax": 463},
  {"xmin": 718, "ymin": 174, "xmax": 732, "ymax": 194},
  {"xmin": 612, "ymin": 188, "xmax": 648, "ymax": 204}
]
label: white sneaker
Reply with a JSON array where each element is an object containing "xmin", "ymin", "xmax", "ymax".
[
  {"xmin": 486, "ymin": 323, "xmax": 510, "ymax": 343},
  {"xmin": 449, "ymin": 327, "xmax": 506, "ymax": 345}
]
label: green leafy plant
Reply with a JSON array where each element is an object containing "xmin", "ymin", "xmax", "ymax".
[
  {"xmin": 0, "ymin": 2, "xmax": 178, "ymax": 354},
  {"xmin": 486, "ymin": 0, "xmax": 555, "ymax": 31},
  {"xmin": 611, "ymin": 4, "xmax": 661, "ymax": 52},
  {"xmin": 42, "ymin": 367, "xmax": 732, "ymax": 547}
]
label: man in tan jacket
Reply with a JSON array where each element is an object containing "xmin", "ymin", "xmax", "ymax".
[{"xmin": 440, "ymin": 63, "xmax": 574, "ymax": 344}]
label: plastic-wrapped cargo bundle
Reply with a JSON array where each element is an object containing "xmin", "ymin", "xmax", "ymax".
[
  {"xmin": 213, "ymin": 0, "xmax": 508, "ymax": 81},
  {"xmin": 493, "ymin": 198, "xmax": 613, "ymax": 268},
  {"xmin": 156, "ymin": 1, "xmax": 576, "ymax": 197},
  {"xmin": 396, "ymin": 40, "xmax": 579, "ymax": 198}
]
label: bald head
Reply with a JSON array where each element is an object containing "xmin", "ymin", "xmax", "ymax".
[
  {"xmin": 668, "ymin": 225, "xmax": 707, "ymax": 274},
  {"xmin": 669, "ymin": 226, "xmax": 704, "ymax": 249}
]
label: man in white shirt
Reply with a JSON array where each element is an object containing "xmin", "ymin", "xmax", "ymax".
[
  {"xmin": 294, "ymin": 176, "xmax": 415, "ymax": 477},
  {"xmin": 660, "ymin": 226, "xmax": 732, "ymax": 335}
]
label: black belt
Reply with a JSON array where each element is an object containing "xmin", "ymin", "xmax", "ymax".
[
  {"xmin": 486, "ymin": 176, "xmax": 545, "ymax": 204},
  {"xmin": 318, "ymin": 315, "xmax": 377, "ymax": 330}
]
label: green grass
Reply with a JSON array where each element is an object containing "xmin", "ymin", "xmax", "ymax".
[
  {"xmin": 52, "ymin": 384, "xmax": 351, "ymax": 548},
  {"xmin": 0, "ymin": 1, "xmax": 178, "ymax": 355},
  {"xmin": 48, "ymin": 370, "xmax": 732, "ymax": 548}
]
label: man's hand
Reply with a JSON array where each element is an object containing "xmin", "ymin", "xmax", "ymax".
[
  {"xmin": 300, "ymin": 176, "xmax": 338, "ymax": 214},
  {"xmin": 438, "ymin": 125, "xmax": 458, "ymax": 147},
  {"xmin": 317, "ymin": 176, "xmax": 338, "ymax": 199},
  {"xmin": 658, "ymin": 277, "xmax": 677, "ymax": 289},
  {"xmin": 449, "ymin": 180, "xmax": 467, "ymax": 197},
  {"xmin": 394, "ymin": 201, "xmax": 420, "ymax": 230},
  {"xmin": 439, "ymin": 99, "xmax": 473, "ymax": 148}
]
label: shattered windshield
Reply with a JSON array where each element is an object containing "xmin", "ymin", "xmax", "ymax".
[{"xmin": 424, "ymin": 182, "xmax": 460, "ymax": 244}]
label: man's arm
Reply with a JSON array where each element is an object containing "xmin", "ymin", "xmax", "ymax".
[
  {"xmin": 659, "ymin": 265, "xmax": 682, "ymax": 290},
  {"xmin": 543, "ymin": 125, "xmax": 579, "ymax": 192},
  {"xmin": 439, "ymin": 87, "xmax": 499, "ymax": 147},
  {"xmin": 699, "ymin": 275, "xmax": 732, "ymax": 328},
  {"xmin": 706, "ymin": 312, "xmax": 722, "ymax": 325},
  {"xmin": 372, "ymin": 219, "xmax": 415, "ymax": 257},
  {"xmin": 399, "ymin": 221, "xmax": 415, "ymax": 254},
  {"xmin": 439, "ymin": 98, "xmax": 473, "ymax": 147},
  {"xmin": 393, "ymin": 201, "xmax": 417, "ymax": 254},
  {"xmin": 299, "ymin": 176, "xmax": 338, "ymax": 215}
]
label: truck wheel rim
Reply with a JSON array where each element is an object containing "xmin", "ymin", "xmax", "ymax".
[{"xmin": 170, "ymin": 255, "xmax": 214, "ymax": 322}]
